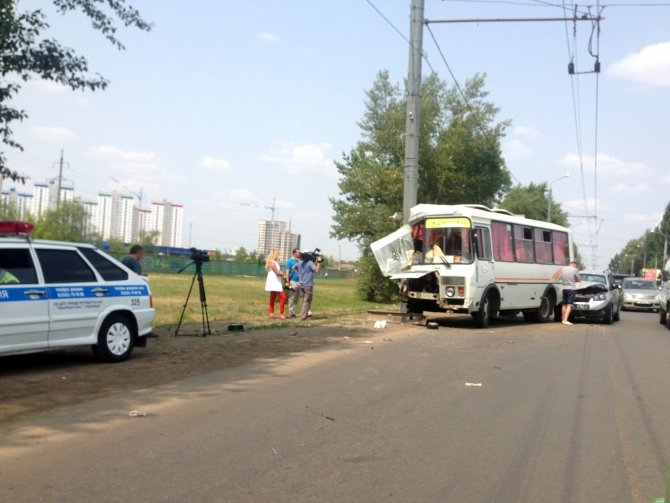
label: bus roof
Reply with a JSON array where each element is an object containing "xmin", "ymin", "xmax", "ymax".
[{"xmin": 408, "ymin": 204, "xmax": 570, "ymax": 232}]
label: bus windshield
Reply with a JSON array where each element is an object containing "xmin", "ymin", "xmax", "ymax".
[{"xmin": 423, "ymin": 218, "xmax": 472, "ymax": 264}]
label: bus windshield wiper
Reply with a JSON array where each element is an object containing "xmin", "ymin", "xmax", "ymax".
[{"xmin": 439, "ymin": 255, "xmax": 451, "ymax": 269}]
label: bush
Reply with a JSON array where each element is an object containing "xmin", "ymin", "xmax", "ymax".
[{"xmin": 356, "ymin": 250, "xmax": 399, "ymax": 302}]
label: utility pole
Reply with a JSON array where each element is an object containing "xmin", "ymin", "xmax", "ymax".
[
  {"xmin": 56, "ymin": 149, "xmax": 64, "ymax": 209},
  {"xmin": 400, "ymin": 4, "xmax": 602, "ymax": 225},
  {"xmin": 402, "ymin": 0, "xmax": 424, "ymax": 224}
]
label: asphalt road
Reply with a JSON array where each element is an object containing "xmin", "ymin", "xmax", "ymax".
[{"xmin": 2, "ymin": 311, "xmax": 670, "ymax": 503}]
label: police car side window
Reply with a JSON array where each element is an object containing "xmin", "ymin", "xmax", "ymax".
[
  {"xmin": 36, "ymin": 249, "xmax": 97, "ymax": 284},
  {"xmin": 79, "ymin": 248, "xmax": 129, "ymax": 281},
  {"xmin": 0, "ymin": 248, "xmax": 38, "ymax": 284}
]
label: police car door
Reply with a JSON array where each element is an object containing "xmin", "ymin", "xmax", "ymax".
[
  {"xmin": 0, "ymin": 245, "xmax": 49, "ymax": 353},
  {"xmin": 35, "ymin": 246, "xmax": 105, "ymax": 346}
]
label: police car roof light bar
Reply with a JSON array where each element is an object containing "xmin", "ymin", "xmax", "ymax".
[{"xmin": 0, "ymin": 221, "xmax": 35, "ymax": 236}]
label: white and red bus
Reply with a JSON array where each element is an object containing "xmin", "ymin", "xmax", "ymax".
[{"xmin": 371, "ymin": 204, "xmax": 574, "ymax": 327}]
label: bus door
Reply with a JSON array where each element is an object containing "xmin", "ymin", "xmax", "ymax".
[{"xmin": 473, "ymin": 226, "xmax": 495, "ymax": 294}]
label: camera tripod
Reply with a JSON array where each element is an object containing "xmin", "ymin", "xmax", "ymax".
[{"xmin": 175, "ymin": 260, "xmax": 211, "ymax": 337}]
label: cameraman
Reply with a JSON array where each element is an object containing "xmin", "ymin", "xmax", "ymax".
[
  {"xmin": 298, "ymin": 250, "xmax": 322, "ymax": 321},
  {"xmin": 284, "ymin": 248, "xmax": 301, "ymax": 318}
]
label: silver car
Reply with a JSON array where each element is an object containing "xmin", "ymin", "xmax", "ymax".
[
  {"xmin": 571, "ymin": 270, "xmax": 623, "ymax": 324},
  {"xmin": 622, "ymin": 277, "xmax": 660, "ymax": 312}
]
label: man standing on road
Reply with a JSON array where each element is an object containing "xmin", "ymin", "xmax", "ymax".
[
  {"xmin": 284, "ymin": 248, "xmax": 301, "ymax": 318},
  {"xmin": 561, "ymin": 260, "xmax": 580, "ymax": 325},
  {"xmin": 298, "ymin": 251, "xmax": 321, "ymax": 321}
]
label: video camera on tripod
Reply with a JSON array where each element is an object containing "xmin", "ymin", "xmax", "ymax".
[
  {"xmin": 175, "ymin": 247, "xmax": 211, "ymax": 337},
  {"xmin": 189, "ymin": 247, "xmax": 210, "ymax": 265}
]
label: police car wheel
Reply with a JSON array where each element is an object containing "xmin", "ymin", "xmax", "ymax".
[{"xmin": 94, "ymin": 314, "xmax": 135, "ymax": 363}]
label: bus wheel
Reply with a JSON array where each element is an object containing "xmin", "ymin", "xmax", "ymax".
[
  {"xmin": 473, "ymin": 292, "xmax": 492, "ymax": 328},
  {"xmin": 537, "ymin": 294, "xmax": 554, "ymax": 322}
]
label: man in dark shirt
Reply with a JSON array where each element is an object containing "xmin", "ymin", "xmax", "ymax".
[{"xmin": 121, "ymin": 245, "xmax": 145, "ymax": 275}]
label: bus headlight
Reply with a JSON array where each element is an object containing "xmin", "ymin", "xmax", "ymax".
[{"xmin": 446, "ymin": 287, "xmax": 455, "ymax": 298}]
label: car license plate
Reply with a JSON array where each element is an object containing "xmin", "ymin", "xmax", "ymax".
[{"xmin": 574, "ymin": 303, "xmax": 588, "ymax": 310}]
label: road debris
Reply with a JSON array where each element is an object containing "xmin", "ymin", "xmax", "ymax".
[
  {"xmin": 373, "ymin": 320, "xmax": 387, "ymax": 329},
  {"xmin": 465, "ymin": 382, "xmax": 483, "ymax": 387},
  {"xmin": 306, "ymin": 406, "xmax": 335, "ymax": 421},
  {"xmin": 128, "ymin": 410, "xmax": 147, "ymax": 417}
]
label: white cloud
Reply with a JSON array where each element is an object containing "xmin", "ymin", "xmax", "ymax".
[
  {"xmin": 624, "ymin": 212, "xmax": 663, "ymax": 225},
  {"xmin": 260, "ymin": 141, "xmax": 336, "ymax": 175},
  {"xmin": 557, "ymin": 153, "xmax": 652, "ymax": 177},
  {"xmin": 88, "ymin": 145, "xmax": 157, "ymax": 163},
  {"xmin": 229, "ymin": 188, "xmax": 256, "ymax": 202},
  {"xmin": 503, "ymin": 126, "xmax": 541, "ymax": 161},
  {"xmin": 200, "ymin": 157, "xmax": 230, "ymax": 171},
  {"xmin": 257, "ymin": 32, "xmax": 281, "ymax": 44},
  {"xmin": 30, "ymin": 126, "xmax": 76, "ymax": 143},
  {"xmin": 607, "ymin": 182, "xmax": 651, "ymax": 194},
  {"xmin": 503, "ymin": 139, "xmax": 532, "ymax": 161},
  {"xmin": 513, "ymin": 126, "xmax": 541, "ymax": 140},
  {"xmin": 608, "ymin": 41, "xmax": 670, "ymax": 87}
]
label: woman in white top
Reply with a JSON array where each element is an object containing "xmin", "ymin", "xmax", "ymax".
[{"xmin": 265, "ymin": 249, "xmax": 287, "ymax": 319}]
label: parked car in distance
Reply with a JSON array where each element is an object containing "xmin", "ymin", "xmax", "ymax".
[
  {"xmin": 612, "ymin": 272, "xmax": 633, "ymax": 288},
  {"xmin": 0, "ymin": 221, "xmax": 155, "ymax": 362},
  {"xmin": 621, "ymin": 277, "xmax": 660, "ymax": 312},
  {"xmin": 571, "ymin": 270, "xmax": 622, "ymax": 324}
]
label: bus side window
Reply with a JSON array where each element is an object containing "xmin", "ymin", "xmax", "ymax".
[
  {"xmin": 534, "ymin": 229, "xmax": 552, "ymax": 264},
  {"xmin": 474, "ymin": 227, "xmax": 491, "ymax": 260},
  {"xmin": 552, "ymin": 231, "xmax": 569, "ymax": 265},
  {"xmin": 514, "ymin": 225, "xmax": 534, "ymax": 263}
]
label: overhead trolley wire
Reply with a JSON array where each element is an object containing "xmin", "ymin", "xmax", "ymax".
[{"xmin": 365, "ymin": 0, "xmax": 521, "ymax": 185}]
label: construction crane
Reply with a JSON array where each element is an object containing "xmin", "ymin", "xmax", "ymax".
[{"xmin": 240, "ymin": 198, "xmax": 277, "ymax": 221}]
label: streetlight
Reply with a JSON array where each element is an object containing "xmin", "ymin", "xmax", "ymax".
[
  {"xmin": 547, "ymin": 173, "xmax": 570, "ymax": 222},
  {"xmin": 653, "ymin": 226, "xmax": 669, "ymax": 266}
]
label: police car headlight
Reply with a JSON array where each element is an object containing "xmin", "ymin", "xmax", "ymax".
[{"xmin": 446, "ymin": 287, "xmax": 455, "ymax": 298}]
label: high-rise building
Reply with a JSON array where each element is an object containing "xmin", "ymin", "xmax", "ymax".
[
  {"xmin": 257, "ymin": 220, "xmax": 300, "ymax": 262},
  {"xmin": 0, "ymin": 187, "xmax": 32, "ymax": 219},
  {"xmin": 1, "ymin": 179, "xmax": 184, "ymax": 248},
  {"xmin": 146, "ymin": 199, "xmax": 183, "ymax": 247},
  {"xmin": 94, "ymin": 191, "xmax": 136, "ymax": 243}
]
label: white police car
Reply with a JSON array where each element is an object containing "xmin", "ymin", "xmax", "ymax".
[{"xmin": 0, "ymin": 221, "xmax": 155, "ymax": 362}]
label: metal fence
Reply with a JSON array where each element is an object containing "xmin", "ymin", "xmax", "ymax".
[{"xmin": 109, "ymin": 253, "xmax": 356, "ymax": 278}]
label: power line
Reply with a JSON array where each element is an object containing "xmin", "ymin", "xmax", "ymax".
[{"xmin": 364, "ymin": 0, "xmax": 437, "ymax": 74}]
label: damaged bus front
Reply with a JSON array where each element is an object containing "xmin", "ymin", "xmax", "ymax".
[{"xmin": 371, "ymin": 204, "xmax": 572, "ymax": 328}]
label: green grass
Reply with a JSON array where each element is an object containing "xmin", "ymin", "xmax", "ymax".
[{"xmin": 148, "ymin": 273, "xmax": 394, "ymax": 328}]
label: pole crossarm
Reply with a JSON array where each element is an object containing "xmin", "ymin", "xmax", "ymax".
[{"xmin": 425, "ymin": 16, "xmax": 603, "ymax": 25}]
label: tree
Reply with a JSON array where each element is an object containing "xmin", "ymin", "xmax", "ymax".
[
  {"xmin": 32, "ymin": 199, "xmax": 92, "ymax": 242},
  {"xmin": 500, "ymin": 182, "xmax": 569, "ymax": 226},
  {"xmin": 609, "ymin": 202, "xmax": 670, "ymax": 274},
  {"xmin": 330, "ymin": 71, "xmax": 511, "ymax": 301},
  {"xmin": 0, "ymin": 0, "xmax": 152, "ymax": 181},
  {"xmin": 138, "ymin": 229, "xmax": 160, "ymax": 253}
]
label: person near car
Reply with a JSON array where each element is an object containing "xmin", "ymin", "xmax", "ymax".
[
  {"xmin": 298, "ymin": 251, "xmax": 321, "ymax": 321},
  {"xmin": 0, "ymin": 265, "xmax": 19, "ymax": 284},
  {"xmin": 122, "ymin": 244, "xmax": 145, "ymax": 275},
  {"xmin": 265, "ymin": 249, "xmax": 286, "ymax": 319},
  {"xmin": 560, "ymin": 260, "xmax": 581, "ymax": 325},
  {"xmin": 284, "ymin": 248, "xmax": 301, "ymax": 318}
]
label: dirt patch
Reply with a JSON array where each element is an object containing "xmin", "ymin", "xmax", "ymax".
[{"xmin": 0, "ymin": 317, "xmax": 386, "ymax": 425}]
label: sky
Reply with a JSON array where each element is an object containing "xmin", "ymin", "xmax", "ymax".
[{"xmin": 3, "ymin": 0, "xmax": 670, "ymax": 268}]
